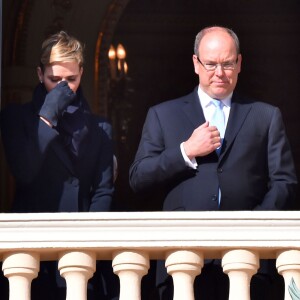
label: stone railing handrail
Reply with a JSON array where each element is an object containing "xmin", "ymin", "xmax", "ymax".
[
  {"xmin": 1, "ymin": 211, "xmax": 300, "ymax": 299},
  {"xmin": 1, "ymin": 211, "xmax": 300, "ymax": 256}
]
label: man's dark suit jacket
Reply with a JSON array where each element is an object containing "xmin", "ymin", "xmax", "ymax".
[
  {"xmin": 130, "ymin": 88, "xmax": 297, "ymax": 211},
  {"xmin": 129, "ymin": 88, "xmax": 298, "ymax": 300},
  {"xmin": 0, "ymin": 96, "xmax": 114, "ymax": 213}
]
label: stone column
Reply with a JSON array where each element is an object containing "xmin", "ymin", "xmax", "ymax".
[
  {"xmin": 2, "ymin": 252, "xmax": 40, "ymax": 300},
  {"xmin": 165, "ymin": 250, "xmax": 203, "ymax": 300},
  {"xmin": 113, "ymin": 250, "xmax": 149, "ymax": 300},
  {"xmin": 58, "ymin": 251, "xmax": 96, "ymax": 300},
  {"xmin": 277, "ymin": 250, "xmax": 300, "ymax": 300},
  {"xmin": 222, "ymin": 249, "xmax": 259, "ymax": 300}
]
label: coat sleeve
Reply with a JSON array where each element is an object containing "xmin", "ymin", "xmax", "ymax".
[
  {"xmin": 0, "ymin": 104, "xmax": 59, "ymax": 185},
  {"xmin": 254, "ymin": 107, "xmax": 298, "ymax": 210},
  {"xmin": 129, "ymin": 107, "xmax": 195, "ymax": 193}
]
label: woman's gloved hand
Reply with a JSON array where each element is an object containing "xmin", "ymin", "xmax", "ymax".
[{"xmin": 39, "ymin": 81, "xmax": 76, "ymax": 126}]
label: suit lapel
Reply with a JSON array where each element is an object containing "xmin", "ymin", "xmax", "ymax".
[
  {"xmin": 182, "ymin": 89, "xmax": 206, "ymax": 128},
  {"xmin": 220, "ymin": 94, "xmax": 252, "ymax": 158},
  {"xmin": 51, "ymin": 139, "xmax": 75, "ymax": 175}
]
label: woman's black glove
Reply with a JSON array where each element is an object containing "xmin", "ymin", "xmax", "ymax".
[{"xmin": 39, "ymin": 81, "xmax": 76, "ymax": 126}]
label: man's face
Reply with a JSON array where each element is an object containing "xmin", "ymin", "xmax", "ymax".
[{"xmin": 192, "ymin": 30, "xmax": 242, "ymax": 99}]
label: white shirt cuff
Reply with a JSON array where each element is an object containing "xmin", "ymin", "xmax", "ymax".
[{"xmin": 180, "ymin": 142, "xmax": 197, "ymax": 169}]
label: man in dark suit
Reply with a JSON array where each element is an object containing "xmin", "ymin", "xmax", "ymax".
[{"xmin": 129, "ymin": 26, "xmax": 298, "ymax": 299}]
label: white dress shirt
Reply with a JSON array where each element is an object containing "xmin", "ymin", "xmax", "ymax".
[{"xmin": 180, "ymin": 86, "xmax": 232, "ymax": 168}]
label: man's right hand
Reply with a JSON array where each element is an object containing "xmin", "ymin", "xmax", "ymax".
[
  {"xmin": 39, "ymin": 81, "xmax": 76, "ymax": 127},
  {"xmin": 183, "ymin": 121, "xmax": 221, "ymax": 160}
]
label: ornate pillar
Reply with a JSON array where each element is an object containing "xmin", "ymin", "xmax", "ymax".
[
  {"xmin": 113, "ymin": 250, "xmax": 149, "ymax": 300},
  {"xmin": 277, "ymin": 250, "xmax": 300, "ymax": 300},
  {"xmin": 2, "ymin": 252, "xmax": 40, "ymax": 300},
  {"xmin": 222, "ymin": 249, "xmax": 259, "ymax": 300},
  {"xmin": 165, "ymin": 250, "xmax": 203, "ymax": 300},
  {"xmin": 58, "ymin": 251, "xmax": 96, "ymax": 300}
]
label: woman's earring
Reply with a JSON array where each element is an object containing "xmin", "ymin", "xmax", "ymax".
[{"xmin": 40, "ymin": 80, "xmax": 43, "ymax": 83}]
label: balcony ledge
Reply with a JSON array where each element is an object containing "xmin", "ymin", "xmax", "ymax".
[{"xmin": 1, "ymin": 211, "xmax": 300, "ymax": 260}]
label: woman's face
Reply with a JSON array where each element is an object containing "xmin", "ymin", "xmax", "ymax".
[{"xmin": 37, "ymin": 61, "xmax": 83, "ymax": 93}]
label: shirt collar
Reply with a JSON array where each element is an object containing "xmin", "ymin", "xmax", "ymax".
[{"xmin": 197, "ymin": 86, "xmax": 232, "ymax": 108}]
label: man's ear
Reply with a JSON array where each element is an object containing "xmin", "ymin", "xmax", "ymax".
[
  {"xmin": 37, "ymin": 67, "xmax": 43, "ymax": 82},
  {"xmin": 237, "ymin": 54, "xmax": 242, "ymax": 73},
  {"xmin": 192, "ymin": 55, "xmax": 200, "ymax": 75}
]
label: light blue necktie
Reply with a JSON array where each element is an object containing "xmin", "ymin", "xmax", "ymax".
[
  {"xmin": 210, "ymin": 99, "xmax": 225, "ymax": 156},
  {"xmin": 210, "ymin": 99, "xmax": 225, "ymax": 206}
]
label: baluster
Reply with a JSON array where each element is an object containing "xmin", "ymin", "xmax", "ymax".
[
  {"xmin": 165, "ymin": 250, "xmax": 203, "ymax": 300},
  {"xmin": 277, "ymin": 250, "xmax": 300, "ymax": 300},
  {"xmin": 113, "ymin": 250, "xmax": 149, "ymax": 300},
  {"xmin": 222, "ymin": 249, "xmax": 259, "ymax": 300},
  {"xmin": 2, "ymin": 252, "xmax": 40, "ymax": 300},
  {"xmin": 58, "ymin": 251, "xmax": 96, "ymax": 300}
]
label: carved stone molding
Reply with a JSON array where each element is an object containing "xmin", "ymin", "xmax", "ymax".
[
  {"xmin": 44, "ymin": 0, "xmax": 73, "ymax": 37},
  {"xmin": 94, "ymin": 0, "xmax": 130, "ymax": 116},
  {"xmin": 8, "ymin": 0, "xmax": 34, "ymax": 65}
]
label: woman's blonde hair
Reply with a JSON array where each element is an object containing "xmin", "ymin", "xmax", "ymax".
[{"xmin": 39, "ymin": 31, "xmax": 84, "ymax": 72}]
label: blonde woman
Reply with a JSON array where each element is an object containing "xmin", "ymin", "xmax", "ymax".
[{"xmin": 1, "ymin": 31, "xmax": 118, "ymax": 299}]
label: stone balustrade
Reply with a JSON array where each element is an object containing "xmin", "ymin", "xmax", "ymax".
[{"xmin": 1, "ymin": 211, "xmax": 300, "ymax": 299}]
